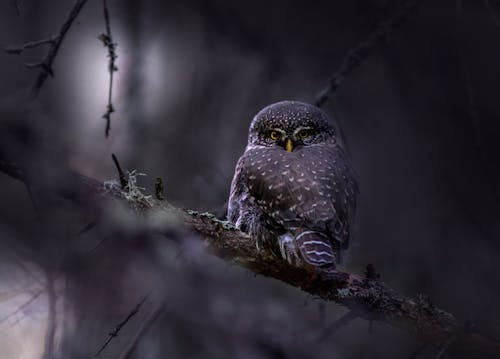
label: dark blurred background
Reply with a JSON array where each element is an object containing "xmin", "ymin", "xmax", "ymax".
[{"xmin": 0, "ymin": 0, "xmax": 500, "ymax": 358}]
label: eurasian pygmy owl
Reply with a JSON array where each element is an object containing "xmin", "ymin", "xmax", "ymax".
[{"xmin": 228, "ymin": 101, "xmax": 358, "ymax": 272}]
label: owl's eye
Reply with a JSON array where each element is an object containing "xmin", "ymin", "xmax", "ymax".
[
  {"xmin": 269, "ymin": 130, "xmax": 281, "ymax": 140},
  {"xmin": 297, "ymin": 129, "xmax": 311, "ymax": 139}
]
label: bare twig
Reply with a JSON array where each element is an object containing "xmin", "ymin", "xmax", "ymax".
[
  {"xmin": 42, "ymin": 270, "xmax": 57, "ymax": 359},
  {"xmin": 10, "ymin": 0, "xmax": 21, "ymax": 16},
  {"xmin": 87, "ymin": 236, "xmax": 110, "ymax": 254},
  {"xmin": 0, "ymin": 290, "xmax": 43, "ymax": 324},
  {"xmin": 3, "ymin": 0, "xmax": 89, "ymax": 97},
  {"xmin": 99, "ymin": 0, "xmax": 118, "ymax": 137},
  {"xmin": 12, "ymin": 257, "xmax": 45, "ymax": 285},
  {"xmin": 25, "ymin": 184, "xmax": 41, "ymax": 218},
  {"xmin": 32, "ymin": 0, "xmax": 89, "ymax": 97},
  {"xmin": 4, "ymin": 36, "xmax": 59, "ymax": 55},
  {"xmin": 155, "ymin": 177, "xmax": 165, "ymax": 200},
  {"xmin": 0, "ymin": 160, "xmax": 27, "ymax": 182},
  {"xmin": 316, "ymin": 310, "xmax": 357, "ymax": 342},
  {"xmin": 118, "ymin": 302, "xmax": 165, "ymax": 359},
  {"xmin": 94, "ymin": 294, "xmax": 150, "ymax": 357},
  {"xmin": 111, "ymin": 153, "xmax": 128, "ymax": 189},
  {"xmin": 314, "ymin": 0, "xmax": 423, "ymax": 107},
  {"xmin": 77, "ymin": 220, "xmax": 98, "ymax": 236}
]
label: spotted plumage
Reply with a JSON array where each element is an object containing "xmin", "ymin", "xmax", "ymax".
[{"xmin": 228, "ymin": 101, "xmax": 358, "ymax": 272}]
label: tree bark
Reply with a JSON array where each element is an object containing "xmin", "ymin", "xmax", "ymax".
[{"xmin": 0, "ymin": 160, "xmax": 499, "ymax": 355}]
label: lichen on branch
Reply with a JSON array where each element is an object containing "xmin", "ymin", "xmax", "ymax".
[{"xmin": 0, "ymin": 160, "xmax": 499, "ymax": 355}]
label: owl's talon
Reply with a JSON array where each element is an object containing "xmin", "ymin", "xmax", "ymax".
[{"xmin": 278, "ymin": 234, "xmax": 300, "ymax": 265}]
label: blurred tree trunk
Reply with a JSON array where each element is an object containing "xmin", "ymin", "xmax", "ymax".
[{"xmin": 123, "ymin": 0, "xmax": 148, "ymax": 167}]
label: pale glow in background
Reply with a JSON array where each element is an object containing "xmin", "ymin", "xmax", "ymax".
[{"xmin": 61, "ymin": 25, "xmax": 132, "ymax": 177}]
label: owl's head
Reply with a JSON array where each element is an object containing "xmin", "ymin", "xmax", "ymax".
[{"xmin": 247, "ymin": 100, "xmax": 339, "ymax": 152}]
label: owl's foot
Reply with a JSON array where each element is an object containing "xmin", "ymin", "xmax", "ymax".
[{"xmin": 278, "ymin": 234, "xmax": 301, "ymax": 265}]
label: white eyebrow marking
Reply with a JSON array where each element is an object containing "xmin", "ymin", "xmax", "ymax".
[
  {"xmin": 293, "ymin": 126, "xmax": 313, "ymax": 136},
  {"xmin": 269, "ymin": 128, "xmax": 286, "ymax": 135}
]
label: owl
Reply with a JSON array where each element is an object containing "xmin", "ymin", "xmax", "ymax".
[{"xmin": 228, "ymin": 101, "xmax": 358, "ymax": 272}]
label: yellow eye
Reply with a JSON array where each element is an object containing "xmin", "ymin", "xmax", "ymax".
[
  {"xmin": 269, "ymin": 130, "xmax": 280, "ymax": 140},
  {"xmin": 297, "ymin": 129, "xmax": 310, "ymax": 139}
]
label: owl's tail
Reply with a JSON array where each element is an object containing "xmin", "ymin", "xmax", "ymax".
[{"xmin": 295, "ymin": 229, "xmax": 338, "ymax": 270}]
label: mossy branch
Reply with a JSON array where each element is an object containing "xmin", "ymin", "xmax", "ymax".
[{"xmin": 0, "ymin": 160, "xmax": 499, "ymax": 355}]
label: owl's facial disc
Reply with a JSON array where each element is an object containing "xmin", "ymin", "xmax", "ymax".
[{"xmin": 254, "ymin": 126, "xmax": 317, "ymax": 152}]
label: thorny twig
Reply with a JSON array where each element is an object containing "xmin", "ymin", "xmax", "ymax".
[
  {"xmin": 314, "ymin": 0, "xmax": 423, "ymax": 107},
  {"xmin": 94, "ymin": 294, "xmax": 150, "ymax": 357},
  {"xmin": 4, "ymin": 0, "xmax": 89, "ymax": 98},
  {"xmin": 99, "ymin": 0, "xmax": 118, "ymax": 137}
]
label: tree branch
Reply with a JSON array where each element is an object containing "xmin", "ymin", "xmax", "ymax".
[
  {"xmin": 1, "ymin": 160, "xmax": 500, "ymax": 355},
  {"xmin": 314, "ymin": 0, "xmax": 423, "ymax": 107},
  {"xmin": 4, "ymin": 36, "xmax": 59, "ymax": 55},
  {"xmin": 0, "ymin": 290, "xmax": 43, "ymax": 324},
  {"xmin": 4, "ymin": 0, "xmax": 89, "ymax": 98},
  {"xmin": 94, "ymin": 294, "xmax": 150, "ymax": 357},
  {"xmin": 99, "ymin": 0, "xmax": 118, "ymax": 137}
]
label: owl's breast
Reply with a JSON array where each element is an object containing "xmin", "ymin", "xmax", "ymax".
[{"xmin": 243, "ymin": 145, "xmax": 357, "ymax": 231}]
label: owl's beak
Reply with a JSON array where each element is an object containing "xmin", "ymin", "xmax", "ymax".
[{"xmin": 285, "ymin": 138, "xmax": 294, "ymax": 152}]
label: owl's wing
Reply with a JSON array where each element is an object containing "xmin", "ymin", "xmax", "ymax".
[
  {"xmin": 320, "ymin": 151, "xmax": 358, "ymax": 249},
  {"xmin": 227, "ymin": 153, "xmax": 270, "ymax": 239},
  {"xmin": 227, "ymin": 156, "xmax": 245, "ymax": 224}
]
